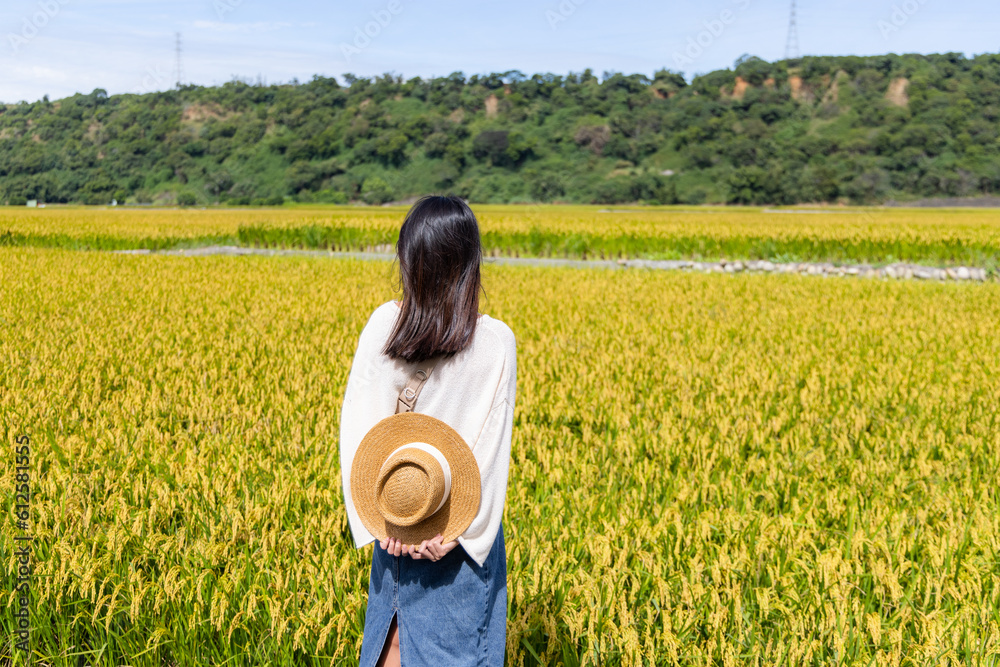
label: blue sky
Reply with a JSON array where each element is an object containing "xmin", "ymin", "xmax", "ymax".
[{"xmin": 1, "ymin": 0, "xmax": 997, "ymax": 103}]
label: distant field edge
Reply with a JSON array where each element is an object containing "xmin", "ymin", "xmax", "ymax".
[
  {"xmin": 3, "ymin": 225, "xmax": 1000, "ymax": 272},
  {"xmin": 93, "ymin": 246, "xmax": 997, "ymax": 283}
]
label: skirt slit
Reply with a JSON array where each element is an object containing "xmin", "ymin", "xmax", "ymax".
[{"xmin": 376, "ymin": 611, "xmax": 398, "ymax": 666}]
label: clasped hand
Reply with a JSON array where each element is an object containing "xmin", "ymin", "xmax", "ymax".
[{"xmin": 379, "ymin": 534, "xmax": 458, "ymax": 561}]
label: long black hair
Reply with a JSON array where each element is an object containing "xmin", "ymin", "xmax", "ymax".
[{"xmin": 382, "ymin": 195, "xmax": 484, "ymax": 363}]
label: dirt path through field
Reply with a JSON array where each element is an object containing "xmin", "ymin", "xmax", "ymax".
[{"xmin": 109, "ymin": 245, "xmax": 993, "ymax": 282}]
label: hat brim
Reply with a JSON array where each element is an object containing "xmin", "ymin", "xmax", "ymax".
[{"xmin": 351, "ymin": 411, "xmax": 481, "ymax": 545}]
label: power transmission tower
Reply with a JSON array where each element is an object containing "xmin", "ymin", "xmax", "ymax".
[
  {"xmin": 784, "ymin": 0, "xmax": 800, "ymax": 60},
  {"xmin": 175, "ymin": 32, "xmax": 183, "ymax": 88}
]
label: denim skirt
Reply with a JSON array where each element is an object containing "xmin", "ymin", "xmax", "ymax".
[{"xmin": 358, "ymin": 524, "xmax": 507, "ymax": 666}]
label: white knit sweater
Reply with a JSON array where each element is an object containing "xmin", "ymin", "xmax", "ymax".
[{"xmin": 340, "ymin": 300, "xmax": 517, "ymax": 567}]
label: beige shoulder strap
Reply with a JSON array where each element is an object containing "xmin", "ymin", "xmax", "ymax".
[{"xmin": 395, "ymin": 355, "xmax": 441, "ymax": 414}]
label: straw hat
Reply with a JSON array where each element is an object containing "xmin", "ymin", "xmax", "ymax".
[{"xmin": 351, "ymin": 411, "xmax": 481, "ymax": 545}]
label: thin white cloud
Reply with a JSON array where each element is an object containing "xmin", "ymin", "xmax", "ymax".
[
  {"xmin": 6, "ymin": 63, "xmax": 70, "ymax": 84},
  {"xmin": 192, "ymin": 20, "xmax": 293, "ymax": 33}
]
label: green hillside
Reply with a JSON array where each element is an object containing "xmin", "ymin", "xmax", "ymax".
[{"xmin": 1, "ymin": 52, "xmax": 998, "ymax": 206}]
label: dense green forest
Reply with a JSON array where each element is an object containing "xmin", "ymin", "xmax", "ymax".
[{"xmin": 1, "ymin": 52, "xmax": 998, "ymax": 206}]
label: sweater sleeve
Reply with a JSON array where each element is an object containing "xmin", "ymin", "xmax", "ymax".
[
  {"xmin": 339, "ymin": 307, "xmax": 386, "ymax": 549},
  {"xmin": 457, "ymin": 324, "xmax": 517, "ymax": 567}
]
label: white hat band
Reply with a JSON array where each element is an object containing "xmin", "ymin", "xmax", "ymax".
[{"xmin": 379, "ymin": 442, "xmax": 452, "ymax": 514}]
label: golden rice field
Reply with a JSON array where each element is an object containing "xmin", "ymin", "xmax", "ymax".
[
  {"xmin": 2, "ymin": 244, "xmax": 1000, "ymax": 666},
  {"xmin": 3, "ymin": 205, "xmax": 1000, "ymax": 266}
]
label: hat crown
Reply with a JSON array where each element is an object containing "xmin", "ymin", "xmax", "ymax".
[
  {"xmin": 350, "ymin": 410, "xmax": 480, "ymax": 545},
  {"xmin": 375, "ymin": 446, "xmax": 447, "ymax": 527}
]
